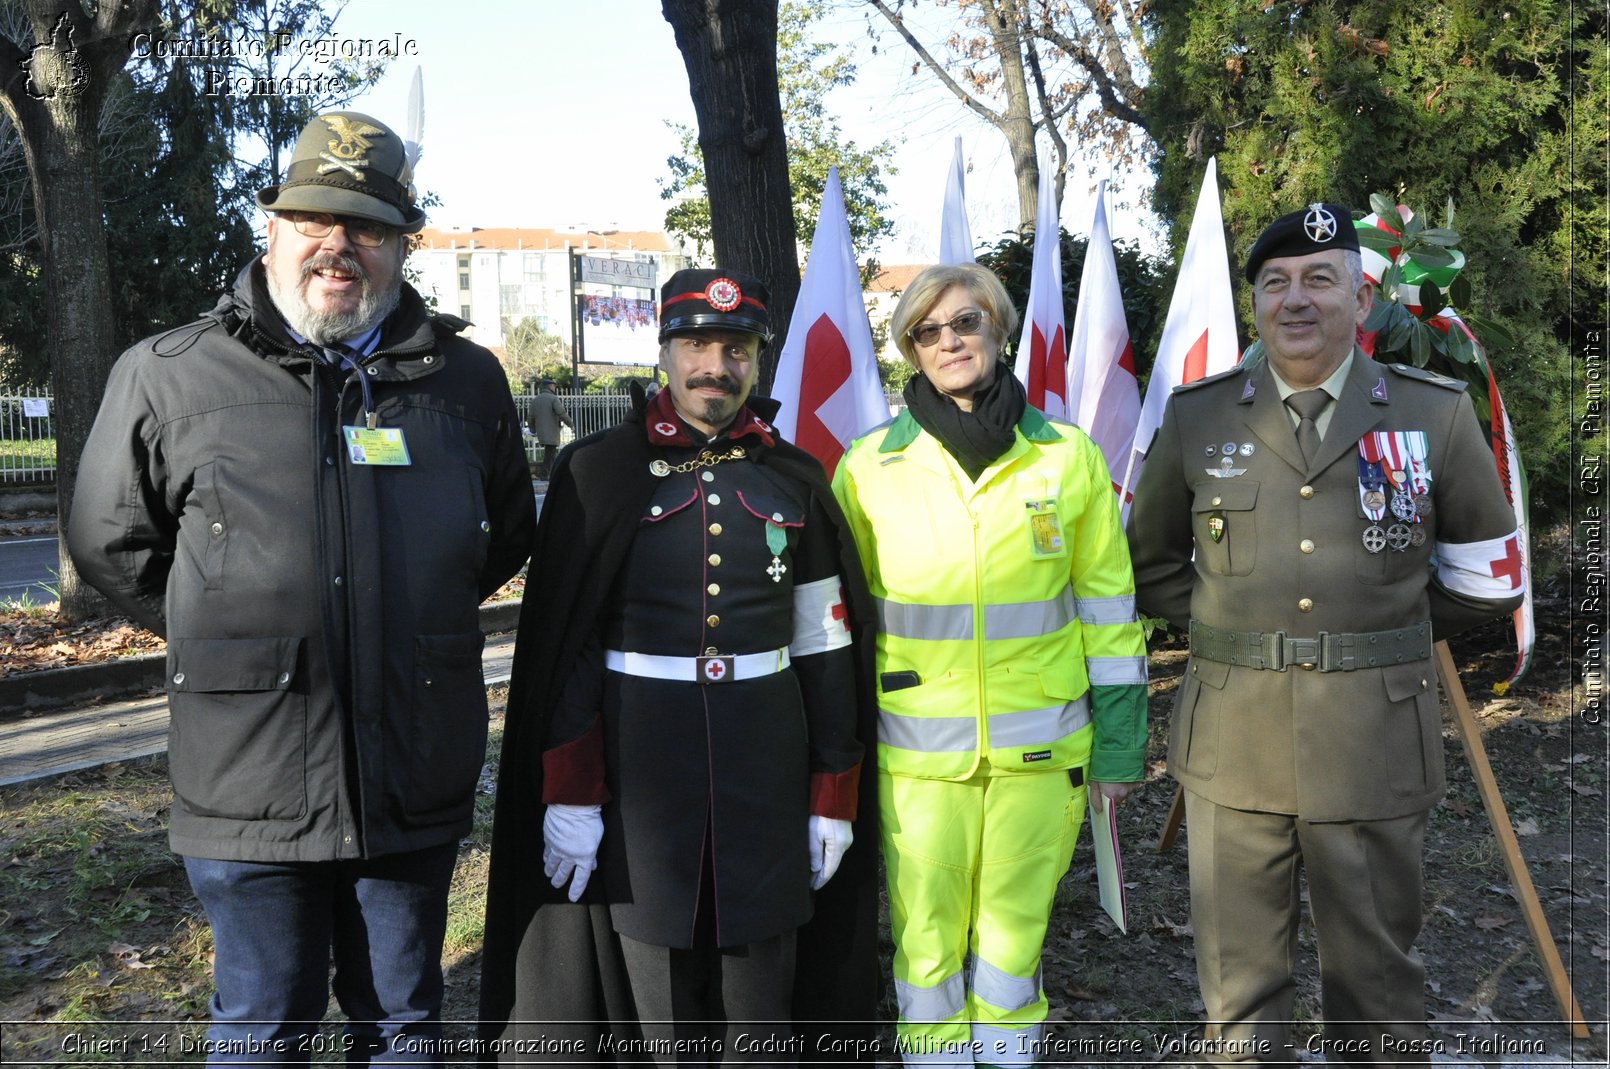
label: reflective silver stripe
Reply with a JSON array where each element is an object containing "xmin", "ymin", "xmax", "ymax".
[
  {"xmin": 878, "ymin": 598, "xmax": 974, "ymax": 641},
  {"xmin": 880, "ymin": 709, "xmax": 978, "ymax": 753},
  {"xmin": 790, "ymin": 575, "xmax": 852, "ymax": 657},
  {"xmin": 972, "ymin": 1022, "xmax": 1041, "ymax": 1067},
  {"xmin": 986, "ymin": 697, "xmax": 1091, "ymax": 749},
  {"xmin": 1086, "ymin": 655, "xmax": 1148, "ymax": 686},
  {"xmin": 895, "ymin": 971, "xmax": 966, "ymax": 1022},
  {"xmin": 1076, "ymin": 593, "xmax": 1138, "ymax": 625},
  {"xmin": 878, "ymin": 588, "xmax": 1078, "ymax": 643},
  {"xmin": 983, "ymin": 586, "xmax": 1076, "ymax": 640},
  {"xmin": 899, "ymin": 1047, "xmax": 974, "ymax": 1067},
  {"xmin": 970, "ymin": 954, "xmax": 1041, "ymax": 1012}
]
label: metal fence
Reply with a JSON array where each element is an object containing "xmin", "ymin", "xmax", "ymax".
[
  {"xmin": 1, "ymin": 387, "xmax": 905, "ymax": 483},
  {"xmin": 0, "ymin": 388, "xmax": 55, "ymax": 484}
]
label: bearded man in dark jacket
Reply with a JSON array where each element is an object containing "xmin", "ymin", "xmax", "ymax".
[{"xmin": 68, "ymin": 111, "xmax": 535, "ymax": 1066}]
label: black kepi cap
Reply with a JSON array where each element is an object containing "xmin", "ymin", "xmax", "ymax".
[
  {"xmin": 659, "ymin": 268, "xmax": 771, "ymax": 343},
  {"xmin": 1244, "ymin": 202, "xmax": 1358, "ymax": 282}
]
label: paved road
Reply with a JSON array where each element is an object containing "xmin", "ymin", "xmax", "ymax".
[
  {"xmin": 0, "ymin": 485, "xmax": 545, "ymax": 607},
  {"xmin": 0, "ymin": 535, "xmax": 58, "ymax": 605}
]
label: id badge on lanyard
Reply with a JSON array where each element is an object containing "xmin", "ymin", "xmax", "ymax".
[
  {"xmin": 1025, "ymin": 498, "xmax": 1067, "ymax": 559},
  {"xmin": 342, "ymin": 425, "xmax": 412, "ymax": 465}
]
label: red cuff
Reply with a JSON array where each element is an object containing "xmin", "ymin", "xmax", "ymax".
[
  {"xmin": 809, "ymin": 763, "xmax": 861, "ymax": 821},
  {"xmin": 541, "ymin": 717, "xmax": 612, "ymax": 806}
]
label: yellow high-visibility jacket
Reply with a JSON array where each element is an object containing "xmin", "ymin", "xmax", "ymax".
[{"xmin": 832, "ymin": 406, "xmax": 1147, "ymax": 782}]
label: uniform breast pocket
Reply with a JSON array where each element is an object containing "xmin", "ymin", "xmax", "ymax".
[
  {"xmin": 641, "ymin": 482, "xmax": 699, "ymax": 524},
  {"xmin": 736, "ymin": 489, "xmax": 805, "ymax": 556},
  {"xmin": 1190, "ymin": 481, "xmax": 1259, "ymax": 576}
]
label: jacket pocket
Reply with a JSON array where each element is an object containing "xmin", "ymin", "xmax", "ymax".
[
  {"xmin": 404, "ymin": 631, "xmax": 489, "ymax": 822},
  {"xmin": 1190, "ymin": 481, "xmax": 1258, "ymax": 577},
  {"xmin": 1170, "ymin": 657, "xmax": 1230, "ymax": 780},
  {"xmin": 1382, "ymin": 660, "xmax": 1444, "ymax": 798},
  {"xmin": 181, "ymin": 462, "xmax": 229, "ymax": 591},
  {"xmin": 167, "ymin": 636, "xmax": 307, "ymax": 821}
]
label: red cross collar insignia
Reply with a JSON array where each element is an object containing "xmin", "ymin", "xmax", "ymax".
[{"xmin": 642, "ymin": 389, "xmax": 776, "ymax": 449}]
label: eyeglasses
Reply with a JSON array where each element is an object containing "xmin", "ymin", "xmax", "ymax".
[
  {"xmin": 908, "ymin": 309, "xmax": 988, "ymax": 347},
  {"xmin": 281, "ymin": 211, "xmax": 394, "ymax": 248}
]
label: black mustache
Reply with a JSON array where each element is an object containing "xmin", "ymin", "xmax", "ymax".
[{"xmin": 685, "ymin": 376, "xmax": 739, "ymax": 395}]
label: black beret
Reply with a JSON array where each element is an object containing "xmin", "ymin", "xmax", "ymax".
[
  {"xmin": 659, "ymin": 268, "xmax": 771, "ymax": 342},
  {"xmin": 1244, "ymin": 202, "xmax": 1359, "ymax": 282}
]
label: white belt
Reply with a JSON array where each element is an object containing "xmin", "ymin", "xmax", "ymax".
[{"xmin": 605, "ymin": 647, "xmax": 791, "ymax": 684}]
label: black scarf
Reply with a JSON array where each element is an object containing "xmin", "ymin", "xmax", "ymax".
[{"xmin": 903, "ymin": 362, "xmax": 1026, "ymax": 481}]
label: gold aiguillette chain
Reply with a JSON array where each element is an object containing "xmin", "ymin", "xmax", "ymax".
[{"xmin": 649, "ymin": 446, "xmax": 747, "ymax": 478}]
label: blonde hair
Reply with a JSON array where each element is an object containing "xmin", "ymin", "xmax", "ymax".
[{"xmin": 890, "ymin": 263, "xmax": 1020, "ymax": 367}]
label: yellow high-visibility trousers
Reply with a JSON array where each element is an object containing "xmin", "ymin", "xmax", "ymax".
[{"xmin": 880, "ymin": 770, "xmax": 1085, "ymax": 1066}]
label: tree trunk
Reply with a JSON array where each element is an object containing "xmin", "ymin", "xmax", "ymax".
[
  {"xmin": 662, "ymin": 0, "xmax": 800, "ymax": 393},
  {"xmin": 982, "ymin": 0, "xmax": 1042, "ymax": 229},
  {"xmin": 1, "ymin": 1, "xmax": 159, "ymax": 623}
]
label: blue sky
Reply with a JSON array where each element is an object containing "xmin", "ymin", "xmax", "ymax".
[{"xmin": 332, "ymin": 0, "xmax": 1161, "ymax": 260}]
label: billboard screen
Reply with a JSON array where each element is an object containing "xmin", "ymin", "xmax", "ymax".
[{"xmin": 580, "ymin": 293, "xmax": 660, "ymax": 366}]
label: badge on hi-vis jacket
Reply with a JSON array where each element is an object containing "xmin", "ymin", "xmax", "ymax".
[
  {"xmin": 343, "ymin": 425, "xmax": 412, "ymax": 465},
  {"xmin": 1025, "ymin": 499, "xmax": 1066, "ymax": 558}
]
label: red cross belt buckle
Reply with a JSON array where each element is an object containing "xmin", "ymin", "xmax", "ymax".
[{"xmin": 697, "ymin": 655, "xmax": 736, "ymax": 684}]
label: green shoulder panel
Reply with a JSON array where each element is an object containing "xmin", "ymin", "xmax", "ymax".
[
  {"xmin": 1173, "ymin": 365, "xmax": 1246, "ymax": 393},
  {"xmin": 1383, "ymin": 362, "xmax": 1468, "ymax": 391}
]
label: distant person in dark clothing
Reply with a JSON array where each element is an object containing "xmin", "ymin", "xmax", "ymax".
[{"xmin": 528, "ymin": 378, "xmax": 573, "ymax": 477}]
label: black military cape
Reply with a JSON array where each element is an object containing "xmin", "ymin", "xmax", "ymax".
[{"xmin": 478, "ymin": 396, "xmax": 883, "ymax": 1064}]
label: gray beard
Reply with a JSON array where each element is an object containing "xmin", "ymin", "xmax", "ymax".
[{"xmin": 266, "ymin": 259, "xmax": 401, "ymax": 345}]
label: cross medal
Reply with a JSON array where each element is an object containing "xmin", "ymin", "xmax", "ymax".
[{"xmin": 765, "ymin": 521, "xmax": 788, "ymax": 583}]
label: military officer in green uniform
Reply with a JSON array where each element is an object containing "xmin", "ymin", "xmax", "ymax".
[{"xmin": 1127, "ymin": 204, "xmax": 1526, "ymax": 1065}]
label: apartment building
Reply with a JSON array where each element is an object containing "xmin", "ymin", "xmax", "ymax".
[{"xmin": 408, "ymin": 225, "xmax": 693, "ymax": 354}]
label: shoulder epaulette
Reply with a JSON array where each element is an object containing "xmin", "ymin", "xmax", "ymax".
[
  {"xmin": 1384, "ymin": 362, "xmax": 1466, "ymax": 391},
  {"xmin": 1173, "ymin": 365, "xmax": 1245, "ymax": 393}
]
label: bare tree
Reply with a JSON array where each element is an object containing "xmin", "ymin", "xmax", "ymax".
[
  {"xmin": 864, "ymin": 0, "xmax": 1151, "ymax": 224},
  {"xmin": 0, "ymin": 0, "xmax": 157, "ymax": 623},
  {"xmin": 661, "ymin": 0, "xmax": 801, "ymax": 392}
]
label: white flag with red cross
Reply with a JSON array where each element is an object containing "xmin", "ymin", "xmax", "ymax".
[
  {"xmin": 772, "ymin": 167, "xmax": 890, "ymax": 479},
  {"xmin": 1013, "ymin": 160, "xmax": 1068, "ymax": 419},
  {"xmin": 1122, "ymin": 158, "xmax": 1240, "ymax": 510},
  {"xmin": 1068, "ymin": 180, "xmax": 1141, "ymax": 498}
]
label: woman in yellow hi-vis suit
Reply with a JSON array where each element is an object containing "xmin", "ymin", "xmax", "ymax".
[{"xmin": 832, "ymin": 263, "xmax": 1147, "ymax": 1066}]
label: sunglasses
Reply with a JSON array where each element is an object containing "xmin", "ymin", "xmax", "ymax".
[
  {"xmin": 281, "ymin": 211, "xmax": 394, "ymax": 248},
  {"xmin": 908, "ymin": 309, "xmax": 988, "ymax": 347}
]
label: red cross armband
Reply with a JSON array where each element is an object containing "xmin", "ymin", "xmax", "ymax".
[
  {"xmin": 789, "ymin": 576, "xmax": 854, "ymax": 658},
  {"xmin": 1435, "ymin": 530, "xmax": 1528, "ymax": 599}
]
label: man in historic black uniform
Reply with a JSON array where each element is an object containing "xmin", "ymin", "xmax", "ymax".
[
  {"xmin": 480, "ymin": 269, "xmax": 881, "ymax": 1065},
  {"xmin": 1127, "ymin": 204, "xmax": 1526, "ymax": 1064}
]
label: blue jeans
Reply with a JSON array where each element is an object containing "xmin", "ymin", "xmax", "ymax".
[{"xmin": 184, "ymin": 842, "xmax": 459, "ymax": 1067}]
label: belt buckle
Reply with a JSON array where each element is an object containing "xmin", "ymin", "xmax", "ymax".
[
  {"xmin": 1258, "ymin": 631, "xmax": 1286, "ymax": 671},
  {"xmin": 696, "ymin": 655, "xmax": 735, "ymax": 684},
  {"xmin": 1286, "ymin": 635, "xmax": 1320, "ymax": 671}
]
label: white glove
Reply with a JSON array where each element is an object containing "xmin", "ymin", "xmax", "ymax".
[
  {"xmin": 543, "ymin": 803, "xmax": 604, "ymax": 902},
  {"xmin": 808, "ymin": 816, "xmax": 854, "ymax": 890}
]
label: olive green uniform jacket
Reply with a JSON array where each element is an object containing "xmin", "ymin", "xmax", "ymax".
[{"xmin": 1126, "ymin": 353, "xmax": 1524, "ymax": 822}]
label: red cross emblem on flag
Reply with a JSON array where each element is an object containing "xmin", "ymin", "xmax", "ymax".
[{"xmin": 697, "ymin": 655, "xmax": 735, "ymax": 683}]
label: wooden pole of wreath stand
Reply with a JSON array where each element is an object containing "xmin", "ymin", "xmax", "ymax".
[{"xmin": 1153, "ymin": 640, "xmax": 1589, "ymax": 1037}]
